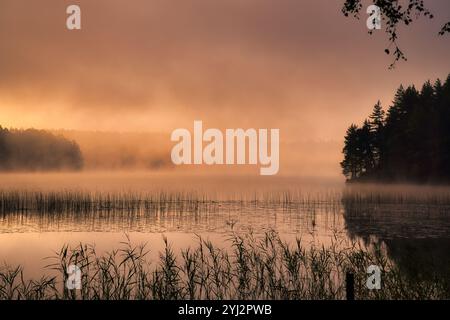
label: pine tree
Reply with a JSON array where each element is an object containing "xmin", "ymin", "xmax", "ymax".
[
  {"xmin": 360, "ymin": 120, "xmax": 374, "ymax": 174},
  {"xmin": 369, "ymin": 101, "xmax": 385, "ymax": 131},
  {"xmin": 342, "ymin": 73, "xmax": 450, "ymax": 183},
  {"xmin": 341, "ymin": 124, "xmax": 360, "ymax": 179},
  {"xmin": 368, "ymin": 101, "xmax": 385, "ymax": 167}
]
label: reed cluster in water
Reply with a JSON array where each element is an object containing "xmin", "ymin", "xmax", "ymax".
[
  {"xmin": 0, "ymin": 232, "xmax": 448, "ymax": 300},
  {"xmin": 1, "ymin": 188, "xmax": 448, "ymax": 221},
  {"xmin": 0, "ymin": 190, "xmax": 343, "ymax": 215}
]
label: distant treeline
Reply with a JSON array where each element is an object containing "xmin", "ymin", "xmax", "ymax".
[
  {"xmin": 54, "ymin": 130, "xmax": 172, "ymax": 170},
  {"xmin": 341, "ymin": 74, "xmax": 450, "ymax": 183},
  {"xmin": 0, "ymin": 127, "xmax": 83, "ymax": 171}
]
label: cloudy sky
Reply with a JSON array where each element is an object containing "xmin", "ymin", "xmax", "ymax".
[{"xmin": 0, "ymin": 0, "xmax": 449, "ymax": 142}]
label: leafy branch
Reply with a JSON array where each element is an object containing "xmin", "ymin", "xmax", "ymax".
[{"xmin": 342, "ymin": 0, "xmax": 449, "ymax": 69}]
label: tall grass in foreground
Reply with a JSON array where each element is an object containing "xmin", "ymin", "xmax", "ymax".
[{"xmin": 0, "ymin": 232, "xmax": 448, "ymax": 300}]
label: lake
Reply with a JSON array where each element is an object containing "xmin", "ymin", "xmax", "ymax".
[{"xmin": 0, "ymin": 172, "xmax": 449, "ymax": 298}]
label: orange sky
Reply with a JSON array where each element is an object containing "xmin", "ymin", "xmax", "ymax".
[{"xmin": 0, "ymin": 0, "xmax": 449, "ymax": 141}]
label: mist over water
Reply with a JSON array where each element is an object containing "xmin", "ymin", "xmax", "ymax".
[{"xmin": 0, "ymin": 172, "xmax": 449, "ymax": 283}]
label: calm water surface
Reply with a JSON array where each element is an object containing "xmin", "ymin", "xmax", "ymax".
[{"xmin": 0, "ymin": 172, "xmax": 449, "ymax": 279}]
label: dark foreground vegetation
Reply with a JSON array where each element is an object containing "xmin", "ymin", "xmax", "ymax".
[
  {"xmin": 0, "ymin": 126, "xmax": 83, "ymax": 171},
  {"xmin": 341, "ymin": 74, "xmax": 450, "ymax": 183},
  {"xmin": 0, "ymin": 232, "xmax": 448, "ymax": 300}
]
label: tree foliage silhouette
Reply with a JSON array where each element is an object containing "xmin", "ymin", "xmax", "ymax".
[
  {"xmin": 341, "ymin": 73, "xmax": 450, "ymax": 183},
  {"xmin": 342, "ymin": 0, "xmax": 449, "ymax": 68},
  {"xmin": 0, "ymin": 127, "xmax": 83, "ymax": 171}
]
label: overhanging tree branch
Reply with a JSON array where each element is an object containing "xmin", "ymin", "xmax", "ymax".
[{"xmin": 342, "ymin": 0, "xmax": 449, "ymax": 69}]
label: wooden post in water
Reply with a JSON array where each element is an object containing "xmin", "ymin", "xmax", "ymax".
[{"xmin": 346, "ymin": 272, "xmax": 355, "ymax": 300}]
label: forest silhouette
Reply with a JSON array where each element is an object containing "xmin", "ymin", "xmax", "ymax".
[
  {"xmin": 0, "ymin": 127, "xmax": 83, "ymax": 171},
  {"xmin": 341, "ymin": 73, "xmax": 450, "ymax": 183}
]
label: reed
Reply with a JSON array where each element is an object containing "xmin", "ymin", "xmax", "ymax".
[
  {"xmin": 1, "ymin": 187, "xmax": 448, "ymax": 216},
  {"xmin": 0, "ymin": 232, "xmax": 448, "ymax": 300},
  {"xmin": 0, "ymin": 190, "xmax": 345, "ymax": 222}
]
